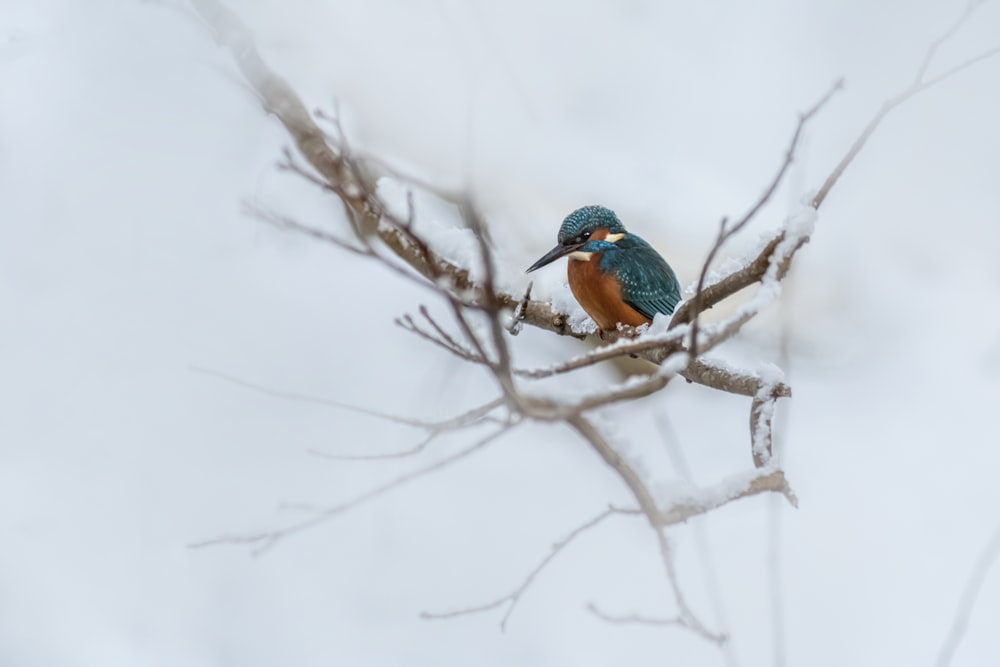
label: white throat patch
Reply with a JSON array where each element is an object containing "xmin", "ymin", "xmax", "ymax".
[{"xmin": 569, "ymin": 250, "xmax": 594, "ymax": 261}]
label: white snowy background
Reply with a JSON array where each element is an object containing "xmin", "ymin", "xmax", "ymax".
[{"xmin": 3, "ymin": 0, "xmax": 1000, "ymax": 665}]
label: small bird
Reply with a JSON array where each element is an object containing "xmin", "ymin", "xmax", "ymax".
[{"xmin": 526, "ymin": 205, "xmax": 681, "ymax": 334}]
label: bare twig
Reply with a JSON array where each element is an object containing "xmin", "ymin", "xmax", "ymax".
[
  {"xmin": 418, "ymin": 306, "xmax": 468, "ymax": 352},
  {"xmin": 686, "ymin": 79, "xmax": 842, "ymax": 360},
  {"xmin": 565, "ymin": 415, "xmax": 724, "ymax": 641},
  {"xmin": 655, "ymin": 411, "xmax": 739, "ymax": 665},
  {"xmin": 422, "ymin": 506, "xmax": 627, "ymax": 630},
  {"xmin": 395, "ymin": 310, "xmax": 488, "ymax": 365},
  {"xmin": 190, "ymin": 424, "xmax": 514, "ymax": 554},
  {"xmin": 587, "ymin": 601, "xmax": 727, "ymax": 645},
  {"xmin": 654, "ymin": 523, "xmax": 727, "ymax": 643},
  {"xmin": 247, "ymin": 200, "xmax": 465, "ymax": 299},
  {"xmin": 309, "ymin": 430, "xmax": 442, "ymax": 461},
  {"xmin": 587, "ymin": 603, "xmax": 690, "ymax": 629},
  {"xmin": 673, "ymin": 18, "xmax": 1000, "ymax": 338},
  {"xmin": 459, "ymin": 201, "xmax": 518, "ymax": 399},
  {"xmin": 191, "ymin": 365, "xmax": 504, "ymax": 432},
  {"xmin": 812, "ymin": 4, "xmax": 999, "ymax": 209},
  {"xmin": 934, "ymin": 519, "xmax": 1000, "ymax": 667},
  {"xmin": 246, "ymin": 203, "xmax": 369, "ymax": 255}
]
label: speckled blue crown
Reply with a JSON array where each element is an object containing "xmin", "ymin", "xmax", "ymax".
[{"xmin": 557, "ymin": 205, "xmax": 626, "ymax": 243}]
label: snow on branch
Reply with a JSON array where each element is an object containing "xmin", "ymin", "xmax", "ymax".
[
  {"xmin": 684, "ymin": 80, "xmax": 841, "ymax": 362},
  {"xmin": 189, "ymin": 0, "xmax": 1000, "ymax": 646}
]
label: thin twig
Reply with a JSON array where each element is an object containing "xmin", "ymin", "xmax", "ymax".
[
  {"xmin": 934, "ymin": 519, "xmax": 1000, "ymax": 667},
  {"xmin": 190, "ymin": 365, "xmax": 505, "ymax": 432},
  {"xmin": 587, "ymin": 604, "xmax": 690, "ymax": 629},
  {"xmin": 247, "ymin": 203, "xmax": 369, "ymax": 255},
  {"xmin": 395, "ymin": 312, "xmax": 487, "ymax": 364},
  {"xmin": 653, "ymin": 525, "xmax": 728, "ymax": 644},
  {"xmin": 460, "ymin": 201, "xmax": 518, "ymax": 399},
  {"xmin": 813, "ymin": 5, "xmax": 999, "ymax": 209},
  {"xmin": 309, "ymin": 430, "xmax": 441, "ymax": 461},
  {"xmin": 566, "ymin": 415, "xmax": 722, "ymax": 642},
  {"xmin": 686, "ymin": 79, "xmax": 842, "ymax": 360},
  {"xmin": 190, "ymin": 424, "xmax": 513, "ymax": 555},
  {"xmin": 420, "ymin": 306, "xmax": 472, "ymax": 356},
  {"xmin": 654, "ymin": 411, "xmax": 740, "ymax": 665},
  {"xmin": 422, "ymin": 506, "xmax": 628, "ymax": 630}
]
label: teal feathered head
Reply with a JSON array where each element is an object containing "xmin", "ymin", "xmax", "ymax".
[
  {"xmin": 527, "ymin": 205, "xmax": 628, "ymax": 273},
  {"xmin": 557, "ymin": 205, "xmax": 626, "ymax": 244}
]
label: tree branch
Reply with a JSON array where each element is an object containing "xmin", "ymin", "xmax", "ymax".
[
  {"xmin": 188, "ymin": 0, "xmax": 997, "ymax": 650},
  {"xmin": 655, "ymin": 469, "xmax": 798, "ymax": 527}
]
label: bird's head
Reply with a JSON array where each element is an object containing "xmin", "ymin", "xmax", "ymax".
[{"xmin": 526, "ymin": 205, "xmax": 627, "ymax": 273}]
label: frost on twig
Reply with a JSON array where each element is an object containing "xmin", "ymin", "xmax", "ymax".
[{"xmin": 750, "ymin": 363, "xmax": 786, "ymax": 469}]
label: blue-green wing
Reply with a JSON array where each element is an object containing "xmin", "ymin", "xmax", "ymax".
[{"xmin": 602, "ymin": 236, "xmax": 681, "ymax": 320}]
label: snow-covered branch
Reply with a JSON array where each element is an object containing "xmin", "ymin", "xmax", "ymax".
[{"xmin": 189, "ymin": 0, "xmax": 1000, "ymax": 648}]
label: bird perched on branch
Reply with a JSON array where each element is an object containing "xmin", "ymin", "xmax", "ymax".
[{"xmin": 526, "ymin": 205, "xmax": 681, "ymax": 335}]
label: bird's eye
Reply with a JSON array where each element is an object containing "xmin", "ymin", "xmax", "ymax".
[{"xmin": 580, "ymin": 232, "xmax": 591, "ymax": 242}]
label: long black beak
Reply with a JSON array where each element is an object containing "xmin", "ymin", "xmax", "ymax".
[{"xmin": 525, "ymin": 242, "xmax": 582, "ymax": 273}]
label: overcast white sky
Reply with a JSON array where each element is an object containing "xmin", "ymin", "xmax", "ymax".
[{"xmin": 2, "ymin": 1, "xmax": 1000, "ymax": 665}]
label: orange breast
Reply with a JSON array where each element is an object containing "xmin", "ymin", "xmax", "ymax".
[{"xmin": 567, "ymin": 255, "xmax": 650, "ymax": 331}]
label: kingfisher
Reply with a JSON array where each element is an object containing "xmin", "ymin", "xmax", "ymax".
[{"xmin": 526, "ymin": 205, "xmax": 681, "ymax": 335}]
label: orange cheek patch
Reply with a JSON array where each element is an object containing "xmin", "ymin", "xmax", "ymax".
[{"xmin": 589, "ymin": 227, "xmax": 611, "ymax": 241}]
